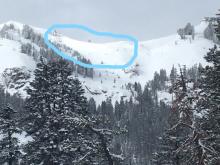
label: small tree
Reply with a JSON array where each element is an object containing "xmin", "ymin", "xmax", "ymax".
[{"xmin": 177, "ymin": 28, "xmax": 186, "ymax": 39}]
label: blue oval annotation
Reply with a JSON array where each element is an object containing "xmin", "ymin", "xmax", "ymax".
[{"xmin": 44, "ymin": 24, "xmax": 138, "ymax": 69}]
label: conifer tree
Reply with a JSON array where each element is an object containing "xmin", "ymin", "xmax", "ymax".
[
  {"xmin": 153, "ymin": 67, "xmax": 196, "ymax": 165},
  {"xmin": 196, "ymin": 10, "xmax": 220, "ymax": 164},
  {"xmin": 22, "ymin": 58, "xmax": 119, "ymax": 165},
  {"xmin": 0, "ymin": 104, "xmax": 21, "ymax": 165},
  {"xmin": 198, "ymin": 45, "xmax": 220, "ymax": 164}
]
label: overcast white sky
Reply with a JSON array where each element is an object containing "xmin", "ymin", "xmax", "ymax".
[{"xmin": 0, "ymin": 0, "xmax": 220, "ymax": 41}]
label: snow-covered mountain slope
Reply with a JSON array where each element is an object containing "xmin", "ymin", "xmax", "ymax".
[
  {"xmin": 0, "ymin": 39, "xmax": 35, "ymax": 73},
  {"xmin": 50, "ymin": 21, "xmax": 213, "ymax": 80},
  {"xmin": 0, "ymin": 20, "xmax": 215, "ymax": 104}
]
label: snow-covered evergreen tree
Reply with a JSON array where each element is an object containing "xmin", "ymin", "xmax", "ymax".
[
  {"xmin": 0, "ymin": 104, "xmax": 21, "ymax": 165},
  {"xmin": 153, "ymin": 67, "xmax": 197, "ymax": 165},
  {"xmin": 214, "ymin": 10, "xmax": 220, "ymax": 40},
  {"xmin": 193, "ymin": 11, "xmax": 220, "ymax": 164},
  {"xmin": 197, "ymin": 45, "xmax": 220, "ymax": 164},
  {"xmin": 21, "ymin": 58, "xmax": 118, "ymax": 164}
]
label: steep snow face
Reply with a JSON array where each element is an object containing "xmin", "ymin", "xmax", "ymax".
[
  {"xmin": 0, "ymin": 38, "xmax": 36, "ymax": 73},
  {"xmin": 138, "ymin": 34, "xmax": 213, "ymax": 80},
  {"xmin": 0, "ymin": 20, "xmax": 215, "ymax": 104},
  {"xmin": 53, "ymin": 36, "xmax": 133, "ymax": 66}
]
